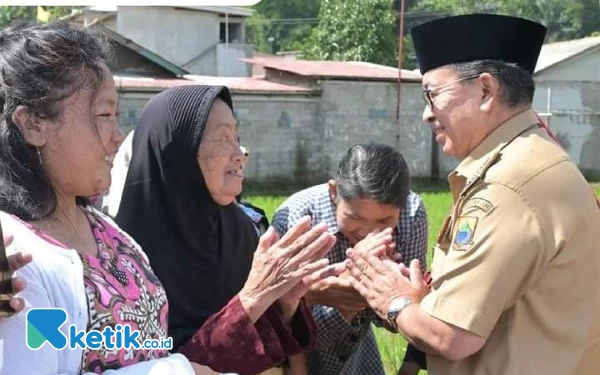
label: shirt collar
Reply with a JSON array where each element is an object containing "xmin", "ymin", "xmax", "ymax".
[{"xmin": 448, "ymin": 109, "xmax": 538, "ymax": 199}]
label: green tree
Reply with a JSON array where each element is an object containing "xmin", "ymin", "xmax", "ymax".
[
  {"xmin": 247, "ymin": 0, "xmax": 321, "ymax": 54},
  {"xmin": 567, "ymin": 0, "xmax": 600, "ymax": 37},
  {"xmin": 300, "ymin": 0, "xmax": 398, "ymax": 66},
  {"xmin": 416, "ymin": 0, "xmax": 600, "ymax": 42},
  {"xmin": 0, "ymin": 6, "xmax": 76, "ymax": 29},
  {"xmin": 44, "ymin": 7, "xmax": 78, "ymax": 22},
  {"xmin": 394, "ymin": 0, "xmax": 448, "ymax": 70},
  {"xmin": 0, "ymin": 6, "xmax": 36, "ymax": 28}
]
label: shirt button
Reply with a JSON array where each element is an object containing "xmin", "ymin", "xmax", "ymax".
[
  {"xmin": 339, "ymin": 354, "xmax": 348, "ymax": 362},
  {"xmin": 349, "ymin": 333, "xmax": 359, "ymax": 342}
]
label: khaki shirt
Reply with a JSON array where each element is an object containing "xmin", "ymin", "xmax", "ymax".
[{"xmin": 420, "ymin": 109, "xmax": 600, "ymax": 375}]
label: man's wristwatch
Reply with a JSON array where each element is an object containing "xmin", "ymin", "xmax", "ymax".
[{"xmin": 386, "ymin": 296, "xmax": 413, "ymax": 332}]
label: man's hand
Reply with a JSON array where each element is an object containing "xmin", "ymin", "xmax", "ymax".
[
  {"xmin": 303, "ymin": 229, "xmax": 397, "ymax": 320},
  {"xmin": 344, "ymin": 247, "xmax": 429, "ymax": 321}
]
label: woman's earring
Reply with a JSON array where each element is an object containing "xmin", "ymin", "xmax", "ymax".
[{"xmin": 36, "ymin": 147, "xmax": 43, "ymax": 165}]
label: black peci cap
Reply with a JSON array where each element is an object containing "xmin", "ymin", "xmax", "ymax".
[{"xmin": 411, "ymin": 14, "xmax": 547, "ymax": 75}]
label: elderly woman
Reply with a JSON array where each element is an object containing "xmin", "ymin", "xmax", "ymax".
[
  {"xmin": 113, "ymin": 85, "xmax": 348, "ymax": 375},
  {"xmin": 0, "ymin": 22, "xmax": 337, "ymax": 375}
]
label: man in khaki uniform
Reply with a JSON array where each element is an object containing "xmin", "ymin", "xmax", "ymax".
[{"xmin": 342, "ymin": 13, "xmax": 600, "ymax": 375}]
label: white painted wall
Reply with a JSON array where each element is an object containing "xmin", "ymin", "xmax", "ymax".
[
  {"xmin": 536, "ymin": 49, "xmax": 600, "ymax": 83},
  {"xmin": 217, "ymin": 44, "xmax": 253, "ymax": 77},
  {"xmin": 115, "ymin": 7, "xmax": 220, "ymax": 75},
  {"xmin": 533, "ymin": 80, "xmax": 600, "ymax": 173}
]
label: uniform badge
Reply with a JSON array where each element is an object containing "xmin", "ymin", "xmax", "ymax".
[
  {"xmin": 463, "ymin": 198, "xmax": 493, "ymax": 214},
  {"xmin": 453, "ymin": 216, "xmax": 478, "ymax": 249}
]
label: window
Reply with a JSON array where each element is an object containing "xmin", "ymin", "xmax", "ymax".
[{"xmin": 219, "ymin": 22, "xmax": 242, "ymax": 43}]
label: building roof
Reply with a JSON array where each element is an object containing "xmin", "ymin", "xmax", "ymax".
[
  {"xmin": 185, "ymin": 75, "xmax": 316, "ymax": 94},
  {"xmin": 114, "ymin": 76, "xmax": 195, "ymax": 92},
  {"xmin": 65, "ymin": 5, "xmax": 252, "ymax": 20},
  {"xmin": 241, "ymin": 57, "xmax": 422, "ymax": 82},
  {"xmin": 115, "ymin": 75, "xmax": 317, "ymax": 95},
  {"xmin": 182, "ymin": 6, "xmax": 253, "ymax": 17},
  {"xmin": 91, "ymin": 23, "xmax": 189, "ymax": 76},
  {"xmin": 535, "ymin": 36, "xmax": 600, "ymax": 74}
]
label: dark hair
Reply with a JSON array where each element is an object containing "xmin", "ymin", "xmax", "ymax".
[
  {"xmin": 0, "ymin": 21, "xmax": 114, "ymax": 221},
  {"xmin": 450, "ymin": 59, "xmax": 535, "ymax": 107},
  {"xmin": 335, "ymin": 143, "xmax": 410, "ymax": 208}
]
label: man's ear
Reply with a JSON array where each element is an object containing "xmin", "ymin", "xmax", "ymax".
[
  {"xmin": 478, "ymin": 73, "xmax": 500, "ymax": 113},
  {"xmin": 11, "ymin": 105, "xmax": 48, "ymax": 147}
]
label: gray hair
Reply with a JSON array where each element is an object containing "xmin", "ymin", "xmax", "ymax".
[
  {"xmin": 335, "ymin": 143, "xmax": 410, "ymax": 208},
  {"xmin": 450, "ymin": 59, "xmax": 535, "ymax": 107}
]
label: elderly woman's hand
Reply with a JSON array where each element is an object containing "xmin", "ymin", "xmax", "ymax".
[
  {"xmin": 238, "ymin": 216, "xmax": 336, "ymax": 323},
  {"xmin": 277, "ymin": 260, "xmax": 346, "ymax": 323},
  {"xmin": 1, "ymin": 234, "xmax": 32, "ymax": 317},
  {"xmin": 275, "ymin": 228, "xmax": 397, "ymax": 323}
]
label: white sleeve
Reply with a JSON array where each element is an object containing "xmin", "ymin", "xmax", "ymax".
[
  {"xmin": 0, "ymin": 220, "xmax": 199, "ymax": 375},
  {"xmin": 0, "ymin": 265, "xmax": 197, "ymax": 375},
  {"xmin": 0, "ymin": 252, "xmax": 67, "ymax": 375},
  {"xmin": 86, "ymin": 353, "xmax": 196, "ymax": 375}
]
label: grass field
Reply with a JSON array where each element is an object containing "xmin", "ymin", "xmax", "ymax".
[{"xmin": 246, "ymin": 182, "xmax": 600, "ymax": 375}]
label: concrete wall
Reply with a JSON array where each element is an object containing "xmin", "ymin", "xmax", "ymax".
[
  {"xmin": 115, "ymin": 7, "xmax": 220, "ymax": 76},
  {"xmin": 216, "ymin": 44, "xmax": 253, "ymax": 77},
  {"xmin": 234, "ymin": 95, "xmax": 324, "ymax": 183},
  {"xmin": 118, "ymin": 91, "xmax": 325, "ymax": 183},
  {"xmin": 118, "ymin": 76, "xmax": 600, "ymax": 183},
  {"xmin": 530, "ymin": 50, "xmax": 600, "ymax": 176},
  {"xmin": 117, "ymin": 80, "xmax": 433, "ymax": 186},
  {"xmin": 533, "ymin": 81, "xmax": 600, "ymax": 175},
  {"xmin": 319, "ymin": 80, "xmax": 430, "ymax": 178},
  {"xmin": 112, "ymin": 7, "xmax": 253, "ymax": 77}
]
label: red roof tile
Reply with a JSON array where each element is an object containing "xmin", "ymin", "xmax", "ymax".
[
  {"xmin": 241, "ymin": 57, "xmax": 422, "ymax": 82},
  {"xmin": 185, "ymin": 75, "xmax": 317, "ymax": 94},
  {"xmin": 114, "ymin": 75, "xmax": 316, "ymax": 94},
  {"xmin": 114, "ymin": 76, "xmax": 195, "ymax": 91}
]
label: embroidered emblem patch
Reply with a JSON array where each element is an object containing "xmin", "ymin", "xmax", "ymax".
[
  {"xmin": 453, "ymin": 216, "xmax": 478, "ymax": 249},
  {"xmin": 464, "ymin": 198, "xmax": 493, "ymax": 214}
]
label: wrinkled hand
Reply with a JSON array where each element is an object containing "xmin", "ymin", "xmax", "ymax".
[
  {"xmin": 278, "ymin": 261, "xmax": 346, "ymax": 323},
  {"xmin": 305, "ymin": 272, "xmax": 368, "ymax": 321},
  {"xmin": 1, "ymin": 235, "xmax": 32, "ymax": 317},
  {"xmin": 239, "ymin": 216, "xmax": 336, "ymax": 322},
  {"xmin": 302, "ymin": 229, "xmax": 397, "ymax": 321},
  {"xmin": 353, "ymin": 228, "xmax": 395, "ymax": 257},
  {"xmin": 344, "ymin": 247, "xmax": 429, "ymax": 321},
  {"xmin": 354, "ymin": 228, "xmax": 404, "ymax": 270}
]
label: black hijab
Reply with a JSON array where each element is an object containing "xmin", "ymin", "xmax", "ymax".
[{"xmin": 115, "ymin": 85, "xmax": 258, "ymax": 350}]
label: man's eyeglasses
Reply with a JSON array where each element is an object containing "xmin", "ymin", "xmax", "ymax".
[{"xmin": 421, "ymin": 72, "xmax": 497, "ymax": 108}]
